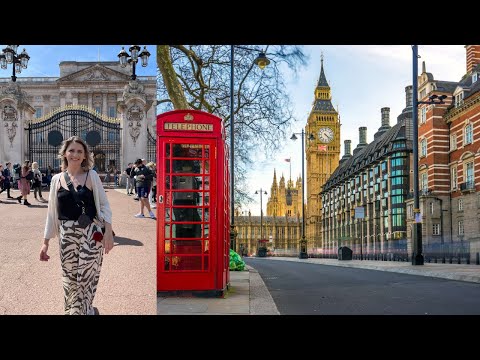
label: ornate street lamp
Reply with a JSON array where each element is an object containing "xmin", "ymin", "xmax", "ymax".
[
  {"xmin": 118, "ymin": 45, "xmax": 151, "ymax": 80},
  {"xmin": 291, "ymin": 130, "xmax": 315, "ymax": 259},
  {"xmin": 1, "ymin": 45, "xmax": 30, "ymax": 82},
  {"xmin": 230, "ymin": 45, "xmax": 270, "ymax": 252},
  {"xmin": 254, "ymin": 188, "xmax": 268, "ymax": 241},
  {"xmin": 411, "ymin": 45, "xmax": 448, "ymax": 266}
]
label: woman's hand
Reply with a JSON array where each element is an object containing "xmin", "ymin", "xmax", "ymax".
[
  {"xmin": 102, "ymin": 229, "xmax": 114, "ymax": 254},
  {"xmin": 40, "ymin": 243, "xmax": 50, "ymax": 261}
]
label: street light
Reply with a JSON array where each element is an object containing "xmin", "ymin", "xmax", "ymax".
[
  {"xmin": 411, "ymin": 45, "xmax": 448, "ymax": 266},
  {"xmin": 118, "ymin": 45, "xmax": 151, "ymax": 80},
  {"xmin": 291, "ymin": 129, "xmax": 315, "ymax": 259},
  {"xmin": 254, "ymin": 189, "xmax": 268, "ymax": 241},
  {"xmin": 230, "ymin": 45, "xmax": 270, "ymax": 252},
  {"xmin": 0, "ymin": 45, "xmax": 30, "ymax": 82}
]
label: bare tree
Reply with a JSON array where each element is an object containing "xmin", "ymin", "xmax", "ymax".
[{"xmin": 157, "ymin": 45, "xmax": 307, "ymax": 205}]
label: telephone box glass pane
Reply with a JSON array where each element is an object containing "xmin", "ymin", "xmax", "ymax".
[
  {"xmin": 173, "ymin": 144, "xmax": 202, "ymax": 158},
  {"xmin": 162, "ymin": 141, "xmax": 213, "ymax": 273},
  {"xmin": 173, "ymin": 159, "xmax": 201, "ymax": 174}
]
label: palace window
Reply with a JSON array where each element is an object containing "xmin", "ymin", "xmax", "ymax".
[
  {"xmin": 108, "ymin": 106, "xmax": 116, "ymax": 118},
  {"xmin": 432, "ymin": 223, "xmax": 440, "ymax": 235},
  {"xmin": 34, "ymin": 107, "xmax": 43, "ymax": 118},
  {"xmin": 451, "ymin": 166, "xmax": 457, "ymax": 190},
  {"xmin": 458, "ymin": 220, "xmax": 464, "ymax": 235},
  {"xmin": 430, "ymin": 202, "xmax": 434, "ymax": 215},
  {"xmin": 420, "ymin": 107, "xmax": 426, "ymax": 124},
  {"xmin": 421, "ymin": 172, "xmax": 428, "ymax": 192},
  {"xmin": 458, "ymin": 198, "xmax": 463, "ymax": 211},
  {"xmin": 465, "ymin": 161, "xmax": 474, "ymax": 186},
  {"xmin": 473, "ymin": 72, "xmax": 478, "ymax": 84},
  {"xmin": 464, "ymin": 123, "xmax": 473, "ymax": 145},
  {"xmin": 420, "ymin": 139, "xmax": 427, "ymax": 157},
  {"xmin": 450, "ymin": 133, "xmax": 457, "ymax": 151}
]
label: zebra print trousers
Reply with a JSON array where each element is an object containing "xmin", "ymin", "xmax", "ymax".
[{"xmin": 59, "ymin": 220, "xmax": 104, "ymax": 315}]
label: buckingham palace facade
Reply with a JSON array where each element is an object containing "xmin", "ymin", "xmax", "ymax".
[{"xmin": 0, "ymin": 60, "xmax": 156, "ymax": 172}]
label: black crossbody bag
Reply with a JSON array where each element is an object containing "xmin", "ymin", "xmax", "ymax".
[{"xmin": 63, "ymin": 172, "xmax": 93, "ymax": 228}]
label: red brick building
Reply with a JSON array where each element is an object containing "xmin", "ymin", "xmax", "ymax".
[{"xmin": 407, "ymin": 45, "xmax": 480, "ymax": 262}]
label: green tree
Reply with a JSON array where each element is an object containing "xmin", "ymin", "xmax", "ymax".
[{"xmin": 157, "ymin": 45, "xmax": 307, "ymax": 205}]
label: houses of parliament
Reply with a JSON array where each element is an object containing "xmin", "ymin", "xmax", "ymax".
[{"xmin": 235, "ymin": 57, "xmax": 339, "ymax": 256}]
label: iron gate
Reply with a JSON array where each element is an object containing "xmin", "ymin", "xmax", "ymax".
[
  {"xmin": 27, "ymin": 106, "xmax": 121, "ymax": 174},
  {"xmin": 147, "ymin": 126, "xmax": 157, "ymax": 164}
]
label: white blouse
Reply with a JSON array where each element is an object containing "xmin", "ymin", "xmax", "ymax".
[{"xmin": 43, "ymin": 169, "xmax": 112, "ymax": 240}]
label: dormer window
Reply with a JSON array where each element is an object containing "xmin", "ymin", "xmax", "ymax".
[
  {"xmin": 455, "ymin": 92, "xmax": 464, "ymax": 107},
  {"xmin": 473, "ymin": 72, "xmax": 478, "ymax": 84}
]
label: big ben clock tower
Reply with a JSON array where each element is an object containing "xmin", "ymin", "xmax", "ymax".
[{"xmin": 305, "ymin": 55, "xmax": 340, "ymax": 250}]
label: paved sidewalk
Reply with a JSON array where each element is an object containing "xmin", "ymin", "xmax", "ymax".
[
  {"xmin": 0, "ymin": 186, "xmax": 156, "ymax": 315},
  {"xmin": 157, "ymin": 255, "xmax": 480, "ymax": 315},
  {"xmin": 156, "ymin": 265, "xmax": 280, "ymax": 315}
]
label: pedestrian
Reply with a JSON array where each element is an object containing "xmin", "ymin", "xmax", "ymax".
[
  {"xmin": 46, "ymin": 165, "xmax": 53, "ymax": 188},
  {"xmin": 16, "ymin": 160, "xmax": 32, "ymax": 206},
  {"xmin": 123, "ymin": 163, "xmax": 134, "ymax": 195},
  {"xmin": 40, "ymin": 135, "xmax": 114, "ymax": 315},
  {"xmin": 133, "ymin": 158, "xmax": 156, "ymax": 219},
  {"xmin": 0, "ymin": 162, "xmax": 14, "ymax": 199},
  {"xmin": 31, "ymin": 161, "xmax": 46, "ymax": 202}
]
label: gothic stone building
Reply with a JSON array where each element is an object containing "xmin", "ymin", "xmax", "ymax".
[
  {"xmin": 408, "ymin": 45, "xmax": 480, "ymax": 262},
  {"xmin": 266, "ymin": 169, "xmax": 303, "ymax": 218},
  {"xmin": 235, "ymin": 211, "xmax": 302, "ymax": 256},
  {"xmin": 305, "ymin": 58, "xmax": 341, "ymax": 251},
  {"xmin": 0, "ymin": 61, "xmax": 156, "ymax": 173}
]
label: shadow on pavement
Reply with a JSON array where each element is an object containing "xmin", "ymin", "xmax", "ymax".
[{"xmin": 113, "ymin": 236, "xmax": 143, "ymax": 247}]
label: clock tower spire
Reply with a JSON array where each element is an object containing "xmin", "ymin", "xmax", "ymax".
[{"xmin": 305, "ymin": 55, "xmax": 340, "ymax": 251}]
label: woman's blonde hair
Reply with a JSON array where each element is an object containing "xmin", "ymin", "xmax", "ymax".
[
  {"xmin": 58, "ymin": 136, "xmax": 94, "ymax": 172},
  {"xmin": 32, "ymin": 162, "xmax": 39, "ymax": 170}
]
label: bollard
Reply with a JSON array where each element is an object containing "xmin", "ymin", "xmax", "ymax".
[{"xmin": 476, "ymin": 253, "xmax": 479, "ymax": 265}]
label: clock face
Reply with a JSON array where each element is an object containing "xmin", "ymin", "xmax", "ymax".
[{"xmin": 318, "ymin": 127, "xmax": 334, "ymax": 143}]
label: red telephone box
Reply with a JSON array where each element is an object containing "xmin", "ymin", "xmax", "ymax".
[{"xmin": 157, "ymin": 110, "xmax": 230, "ymax": 294}]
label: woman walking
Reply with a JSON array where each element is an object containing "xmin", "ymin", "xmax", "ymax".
[
  {"xmin": 40, "ymin": 136, "xmax": 114, "ymax": 315},
  {"xmin": 31, "ymin": 161, "xmax": 46, "ymax": 202},
  {"xmin": 17, "ymin": 160, "xmax": 32, "ymax": 206}
]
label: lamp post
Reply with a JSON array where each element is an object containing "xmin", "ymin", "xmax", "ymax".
[
  {"xmin": 291, "ymin": 129, "xmax": 314, "ymax": 259},
  {"xmin": 230, "ymin": 45, "xmax": 270, "ymax": 252},
  {"xmin": 411, "ymin": 45, "xmax": 447, "ymax": 265},
  {"xmin": 0, "ymin": 45, "xmax": 30, "ymax": 82},
  {"xmin": 254, "ymin": 188, "xmax": 268, "ymax": 240},
  {"xmin": 118, "ymin": 45, "xmax": 151, "ymax": 80}
]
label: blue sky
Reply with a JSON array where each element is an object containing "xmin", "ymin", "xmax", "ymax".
[
  {"xmin": 5, "ymin": 45, "xmax": 156, "ymax": 78},
  {"xmin": 245, "ymin": 45, "xmax": 467, "ymax": 216},
  {"xmin": 4, "ymin": 45, "xmax": 468, "ymax": 217}
]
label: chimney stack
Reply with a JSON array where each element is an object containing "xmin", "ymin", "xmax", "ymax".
[
  {"xmin": 405, "ymin": 85, "xmax": 413, "ymax": 109},
  {"xmin": 359, "ymin": 127, "xmax": 367, "ymax": 145},
  {"xmin": 381, "ymin": 107, "xmax": 390, "ymax": 127},
  {"xmin": 344, "ymin": 140, "xmax": 351, "ymax": 156},
  {"xmin": 340, "ymin": 139, "xmax": 352, "ymax": 164},
  {"xmin": 466, "ymin": 45, "xmax": 480, "ymax": 74}
]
